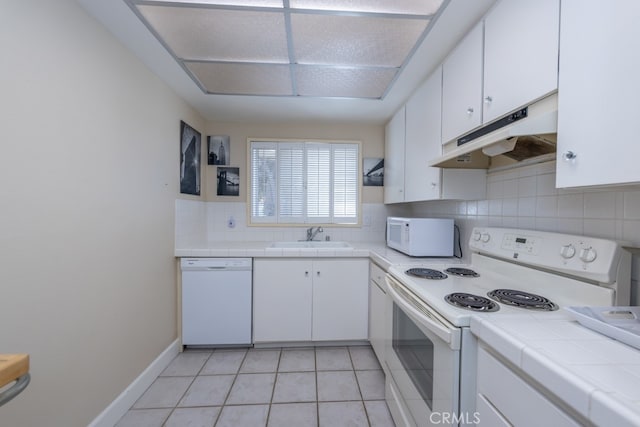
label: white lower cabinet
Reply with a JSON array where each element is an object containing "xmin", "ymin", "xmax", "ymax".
[
  {"xmin": 253, "ymin": 258, "xmax": 368, "ymax": 343},
  {"xmin": 476, "ymin": 345, "xmax": 581, "ymax": 427},
  {"xmin": 368, "ymin": 262, "xmax": 387, "ymax": 366}
]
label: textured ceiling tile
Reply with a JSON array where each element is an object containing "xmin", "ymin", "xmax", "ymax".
[
  {"xmin": 291, "ymin": 14, "xmax": 428, "ymax": 67},
  {"xmin": 186, "ymin": 62, "xmax": 293, "ymax": 95},
  {"xmin": 290, "ymin": 0, "xmax": 443, "ymax": 15},
  {"xmin": 148, "ymin": 0, "xmax": 284, "ymax": 6},
  {"xmin": 138, "ymin": 5, "xmax": 289, "ymax": 62},
  {"xmin": 295, "ymin": 66, "xmax": 397, "ymax": 98}
]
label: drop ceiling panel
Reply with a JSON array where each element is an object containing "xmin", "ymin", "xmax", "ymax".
[
  {"xmin": 137, "ymin": 5, "xmax": 289, "ymax": 62},
  {"xmin": 148, "ymin": 0, "xmax": 284, "ymax": 6},
  {"xmin": 295, "ymin": 66, "xmax": 396, "ymax": 98},
  {"xmin": 129, "ymin": 0, "xmax": 450, "ymax": 100},
  {"xmin": 186, "ymin": 62, "xmax": 293, "ymax": 95},
  {"xmin": 291, "ymin": 14, "xmax": 429, "ymax": 67},
  {"xmin": 289, "ymin": 0, "xmax": 443, "ymax": 15}
]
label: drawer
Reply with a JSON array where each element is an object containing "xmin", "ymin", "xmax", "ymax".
[
  {"xmin": 477, "ymin": 346, "xmax": 580, "ymax": 427},
  {"xmin": 370, "ymin": 262, "xmax": 386, "ymax": 287}
]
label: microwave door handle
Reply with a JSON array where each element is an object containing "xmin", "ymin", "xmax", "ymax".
[{"xmin": 386, "ymin": 275, "xmax": 459, "ymax": 346}]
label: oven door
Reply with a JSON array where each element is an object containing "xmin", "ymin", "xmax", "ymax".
[{"xmin": 385, "ymin": 274, "xmax": 461, "ymax": 427}]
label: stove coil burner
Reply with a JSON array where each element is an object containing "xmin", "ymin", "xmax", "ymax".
[
  {"xmin": 444, "ymin": 267, "xmax": 479, "ymax": 278},
  {"xmin": 487, "ymin": 289, "xmax": 559, "ymax": 311},
  {"xmin": 405, "ymin": 268, "xmax": 448, "ymax": 280},
  {"xmin": 445, "ymin": 293, "xmax": 499, "ymax": 312}
]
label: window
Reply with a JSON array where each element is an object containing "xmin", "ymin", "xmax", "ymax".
[{"xmin": 249, "ymin": 139, "xmax": 360, "ymax": 225}]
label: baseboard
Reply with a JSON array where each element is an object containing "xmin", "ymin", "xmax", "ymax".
[{"xmin": 88, "ymin": 339, "xmax": 180, "ymax": 427}]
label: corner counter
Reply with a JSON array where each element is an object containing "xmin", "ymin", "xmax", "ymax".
[{"xmin": 471, "ymin": 313, "xmax": 640, "ymax": 426}]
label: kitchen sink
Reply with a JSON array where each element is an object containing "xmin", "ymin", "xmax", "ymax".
[{"xmin": 267, "ymin": 241, "xmax": 353, "ymax": 249}]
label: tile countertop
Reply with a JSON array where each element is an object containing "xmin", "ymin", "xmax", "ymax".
[
  {"xmin": 471, "ymin": 312, "xmax": 640, "ymax": 427},
  {"xmin": 175, "ymin": 242, "xmax": 460, "ymax": 271}
]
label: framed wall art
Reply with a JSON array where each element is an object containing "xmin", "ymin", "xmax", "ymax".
[
  {"xmin": 363, "ymin": 157, "xmax": 384, "ymax": 187},
  {"xmin": 217, "ymin": 167, "xmax": 240, "ymax": 196},
  {"xmin": 207, "ymin": 135, "xmax": 230, "ymax": 165},
  {"xmin": 179, "ymin": 121, "xmax": 202, "ymax": 196}
]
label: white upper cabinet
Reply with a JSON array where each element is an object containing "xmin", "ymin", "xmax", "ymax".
[
  {"xmin": 483, "ymin": 0, "xmax": 559, "ymax": 124},
  {"xmin": 442, "ymin": 23, "xmax": 484, "ymax": 144},
  {"xmin": 404, "ymin": 67, "xmax": 443, "ymax": 202},
  {"xmin": 383, "ymin": 106, "xmax": 406, "ymax": 204},
  {"xmin": 556, "ymin": 0, "xmax": 640, "ymax": 188},
  {"xmin": 441, "ymin": 0, "xmax": 559, "ymax": 144},
  {"xmin": 385, "ymin": 67, "xmax": 487, "ymax": 204}
]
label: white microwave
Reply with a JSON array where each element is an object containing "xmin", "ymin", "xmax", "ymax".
[{"xmin": 386, "ymin": 217, "xmax": 454, "ymax": 257}]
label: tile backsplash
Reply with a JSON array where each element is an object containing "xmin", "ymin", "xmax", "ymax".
[
  {"xmin": 175, "ymin": 200, "xmax": 400, "ymax": 247},
  {"xmin": 409, "ymin": 161, "xmax": 640, "ymax": 247}
]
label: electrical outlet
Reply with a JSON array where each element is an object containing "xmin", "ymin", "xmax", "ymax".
[
  {"xmin": 227, "ymin": 216, "xmax": 236, "ymax": 229},
  {"xmin": 363, "ymin": 215, "xmax": 372, "ymax": 226}
]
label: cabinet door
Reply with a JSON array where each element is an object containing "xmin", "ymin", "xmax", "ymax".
[
  {"xmin": 483, "ymin": 0, "xmax": 559, "ymax": 124},
  {"xmin": 442, "ymin": 23, "xmax": 483, "ymax": 144},
  {"xmin": 253, "ymin": 259, "xmax": 312, "ymax": 342},
  {"xmin": 404, "ymin": 67, "xmax": 442, "ymax": 202},
  {"xmin": 312, "ymin": 259, "xmax": 368, "ymax": 341},
  {"xmin": 384, "ymin": 106, "xmax": 406, "ymax": 204},
  {"xmin": 557, "ymin": 0, "xmax": 640, "ymax": 188},
  {"xmin": 369, "ymin": 263, "xmax": 387, "ymax": 365}
]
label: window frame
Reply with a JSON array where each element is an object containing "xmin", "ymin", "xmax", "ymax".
[{"xmin": 247, "ymin": 138, "xmax": 362, "ymax": 227}]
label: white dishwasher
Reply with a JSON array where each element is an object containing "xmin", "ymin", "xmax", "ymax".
[{"xmin": 181, "ymin": 258, "xmax": 252, "ymax": 346}]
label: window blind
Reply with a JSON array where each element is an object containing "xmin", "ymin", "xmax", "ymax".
[{"xmin": 250, "ymin": 140, "xmax": 359, "ymax": 225}]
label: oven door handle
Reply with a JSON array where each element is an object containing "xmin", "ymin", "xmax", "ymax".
[{"xmin": 386, "ymin": 274, "xmax": 460, "ymax": 348}]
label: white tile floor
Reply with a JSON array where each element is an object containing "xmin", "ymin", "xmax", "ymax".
[{"xmin": 116, "ymin": 345, "xmax": 395, "ymax": 427}]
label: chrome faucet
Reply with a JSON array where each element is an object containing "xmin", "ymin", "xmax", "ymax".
[{"xmin": 306, "ymin": 226, "xmax": 323, "ymax": 241}]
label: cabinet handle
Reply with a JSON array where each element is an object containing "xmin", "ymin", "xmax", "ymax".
[
  {"xmin": 317, "ymin": 271, "xmax": 320, "ymax": 277},
  {"xmin": 466, "ymin": 107, "xmax": 474, "ymax": 116},
  {"xmin": 484, "ymin": 96, "xmax": 493, "ymax": 104},
  {"xmin": 305, "ymin": 271, "xmax": 309, "ymax": 277},
  {"xmin": 431, "ymin": 182, "xmax": 437, "ymax": 188},
  {"xmin": 563, "ymin": 151, "xmax": 577, "ymax": 161}
]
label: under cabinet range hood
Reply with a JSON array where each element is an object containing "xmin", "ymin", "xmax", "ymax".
[{"xmin": 430, "ymin": 94, "xmax": 558, "ymax": 169}]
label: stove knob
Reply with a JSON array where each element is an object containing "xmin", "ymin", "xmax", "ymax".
[
  {"xmin": 480, "ymin": 233, "xmax": 491, "ymax": 243},
  {"xmin": 579, "ymin": 247, "xmax": 597, "ymax": 263},
  {"xmin": 473, "ymin": 231, "xmax": 482, "ymax": 241},
  {"xmin": 560, "ymin": 244, "xmax": 576, "ymax": 259}
]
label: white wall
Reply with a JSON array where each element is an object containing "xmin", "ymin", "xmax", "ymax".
[
  {"xmin": 408, "ymin": 161, "xmax": 640, "ymax": 304},
  {"xmin": 1, "ymin": 2, "xmax": 204, "ymax": 426}
]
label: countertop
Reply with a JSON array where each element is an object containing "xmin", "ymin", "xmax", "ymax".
[
  {"xmin": 471, "ymin": 312, "xmax": 640, "ymax": 426},
  {"xmin": 175, "ymin": 241, "xmax": 459, "ymax": 271}
]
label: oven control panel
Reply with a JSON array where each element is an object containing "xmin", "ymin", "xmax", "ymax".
[
  {"xmin": 500, "ymin": 233, "xmax": 540, "ymax": 255},
  {"xmin": 469, "ymin": 227, "xmax": 627, "ymax": 284}
]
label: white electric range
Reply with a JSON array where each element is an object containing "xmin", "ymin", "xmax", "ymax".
[{"xmin": 384, "ymin": 227, "xmax": 631, "ymax": 427}]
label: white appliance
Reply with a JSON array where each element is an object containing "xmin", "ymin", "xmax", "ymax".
[
  {"xmin": 181, "ymin": 258, "xmax": 252, "ymax": 346},
  {"xmin": 386, "ymin": 217, "xmax": 454, "ymax": 257},
  {"xmin": 384, "ymin": 227, "xmax": 631, "ymax": 427}
]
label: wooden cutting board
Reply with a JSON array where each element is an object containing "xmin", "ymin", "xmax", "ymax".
[{"xmin": 0, "ymin": 354, "xmax": 29, "ymax": 388}]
